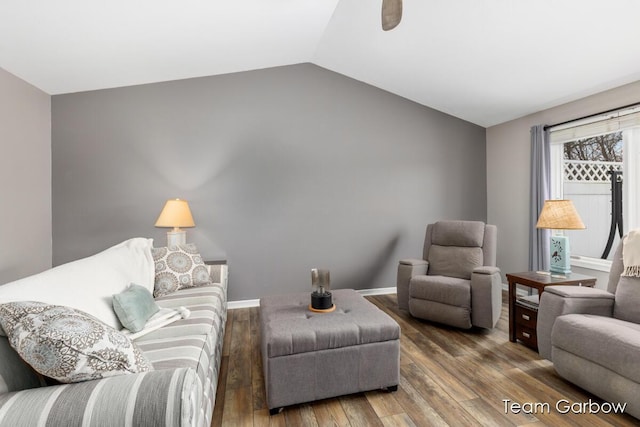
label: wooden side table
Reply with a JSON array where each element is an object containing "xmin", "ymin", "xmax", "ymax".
[
  {"xmin": 507, "ymin": 271, "xmax": 596, "ymax": 350},
  {"xmin": 204, "ymin": 259, "xmax": 228, "ymax": 285}
]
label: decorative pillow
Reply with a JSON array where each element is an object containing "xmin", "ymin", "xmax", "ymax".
[
  {"xmin": 113, "ymin": 284, "xmax": 160, "ymax": 333},
  {"xmin": 0, "ymin": 302, "xmax": 153, "ymax": 383},
  {"xmin": 613, "ymin": 276, "xmax": 640, "ymax": 324},
  {"xmin": 152, "ymin": 244, "xmax": 211, "ymax": 297}
]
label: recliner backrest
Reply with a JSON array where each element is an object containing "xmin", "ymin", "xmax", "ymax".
[
  {"xmin": 608, "ymin": 235, "xmax": 640, "ymax": 324},
  {"xmin": 423, "ymin": 220, "xmax": 487, "ymax": 280}
]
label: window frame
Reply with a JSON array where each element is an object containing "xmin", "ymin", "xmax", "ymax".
[{"xmin": 548, "ymin": 105, "xmax": 640, "ymax": 272}]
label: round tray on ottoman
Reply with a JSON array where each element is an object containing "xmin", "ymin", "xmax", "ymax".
[{"xmin": 307, "ymin": 304, "xmax": 336, "ymax": 313}]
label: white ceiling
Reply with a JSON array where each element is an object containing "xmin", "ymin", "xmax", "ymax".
[{"xmin": 3, "ymin": 0, "xmax": 640, "ymax": 127}]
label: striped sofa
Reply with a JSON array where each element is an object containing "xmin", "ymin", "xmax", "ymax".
[{"xmin": 0, "ymin": 264, "xmax": 227, "ymax": 427}]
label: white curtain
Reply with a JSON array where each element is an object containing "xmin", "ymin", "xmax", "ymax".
[{"xmin": 529, "ymin": 124, "xmax": 550, "ymax": 271}]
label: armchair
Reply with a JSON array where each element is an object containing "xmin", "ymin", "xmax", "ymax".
[
  {"xmin": 397, "ymin": 220, "xmax": 502, "ymax": 329},
  {"xmin": 537, "ymin": 238, "xmax": 640, "ymax": 419}
]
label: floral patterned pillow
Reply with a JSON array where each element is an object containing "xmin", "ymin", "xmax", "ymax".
[
  {"xmin": 0, "ymin": 301, "xmax": 152, "ymax": 383},
  {"xmin": 151, "ymin": 243, "xmax": 212, "ymax": 297}
]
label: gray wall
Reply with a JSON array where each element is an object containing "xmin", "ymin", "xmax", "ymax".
[
  {"xmin": 52, "ymin": 63, "xmax": 486, "ymax": 301},
  {"xmin": 487, "ymin": 80, "xmax": 640, "ymax": 289},
  {"xmin": 0, "ymin": 68, "xmax": 52, "ymax": 284}
]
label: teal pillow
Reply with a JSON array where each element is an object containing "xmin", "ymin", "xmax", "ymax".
[{"xmin": 113, "ymin": 284, "xmax": 160, "ymax": 333}]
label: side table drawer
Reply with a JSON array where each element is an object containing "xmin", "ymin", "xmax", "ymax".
[
  {"xmin": 514, "ymin": 304, "xmax": 537, "ymax": 329},
  {"xmin": 516, "ymin": 325, "xmax": 538, "ymax": 349}
]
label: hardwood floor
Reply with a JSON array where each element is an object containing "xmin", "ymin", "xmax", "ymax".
[{"xmin": 211, "ymin": 292, "xmax": 639, "ymax": 426}]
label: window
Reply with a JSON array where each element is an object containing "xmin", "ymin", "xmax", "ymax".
[{"xmin": 549, "ymin": 105, "xmax": 640, "ymax": 268}]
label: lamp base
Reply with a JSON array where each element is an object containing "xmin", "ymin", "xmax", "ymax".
[
  {"xmin": 167, "ymin": 230, "xmax": 186, "ymax": 247},
  {"xmin": 550, "ymin": 235, "xmax": 572, "ymax": 275}
]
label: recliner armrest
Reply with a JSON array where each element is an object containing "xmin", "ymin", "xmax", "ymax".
[
  {"xmin": 397, "ymin": 259, "xmax": 429, "ymax": 311},
  {"xmin": 470, "ymin": 267, "xmax": 502, "ymax": 328},
  {"xmin": 537, "ymin": 285, "xmax": 614, "ymax": 361},
  {"xmin": 472, "ymin": 266, "xmax": 500, "ymax": 275},
  {"xmin": 544, "ymin": 285, "xmax": 614, "ymax": 300},
  {"xmin": 399, "ymin": 258, "xmax": 428, "ymax": 266}
]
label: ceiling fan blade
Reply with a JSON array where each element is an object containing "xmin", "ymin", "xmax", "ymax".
[{"xmin": 382, "ymin": 0, "xmax": 402, "ymax": 31}]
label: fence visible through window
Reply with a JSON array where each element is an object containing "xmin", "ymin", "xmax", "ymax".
[
  {"xmin": 564, "ymin": 160, "xmax": 623, "ymax": 182},
  {"xmin": 562, "ymin": 160, "xmax": 624, "ymax": 260}
]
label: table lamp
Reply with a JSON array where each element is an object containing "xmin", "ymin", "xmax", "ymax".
[
  {"xmin": 536, "ymin": 199, "xmax": 585, "ymax": 275},
  {"xmin": 154, "ymin": 198, "xmax": 195, "ymax": 247}
]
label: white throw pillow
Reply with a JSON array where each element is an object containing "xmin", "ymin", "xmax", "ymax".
[
  {"xmin": 0, "ymin": 238, "xmax": 155, "ymax": 334},
  {"xmin": 0, "ymin": 301, "xmax": 152, "ymax": 383}
]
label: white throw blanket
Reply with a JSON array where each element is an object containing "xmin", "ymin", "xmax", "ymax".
[
  {"xmin": 623, "ymin": 229, "xmax": 640, "ymax": 277},
  {"xmin": 122, "ymin": 306, "xmax": 191, "ymax": 340}
]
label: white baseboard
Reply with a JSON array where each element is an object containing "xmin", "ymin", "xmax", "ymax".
[
  {"xmin": 228, "ymin": 287, "xmax": 397, "ymax": 310},
  {"xmin": 228, "ymin": 299, "xmax": 260, "ymax": 309},
  {"xmin": 357, "ymin": 287, "xmax": 397, "ymax": 296}
]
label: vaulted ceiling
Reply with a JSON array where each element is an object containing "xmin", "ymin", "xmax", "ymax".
[{"xmin": 3, "ymin": 0, "xmax": 640, "ymax": 127}]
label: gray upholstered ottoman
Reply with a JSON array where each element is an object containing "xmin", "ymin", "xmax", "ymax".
[{"xmin": 260, "ymin": 289, "xmax": 400, "ymax": 413}]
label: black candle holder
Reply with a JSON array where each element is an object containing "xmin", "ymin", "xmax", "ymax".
[{"xmin": 310, "ymin": 268, "xmax": 333, "ymax": 311}]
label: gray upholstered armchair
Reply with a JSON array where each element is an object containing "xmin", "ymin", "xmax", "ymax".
[
  {"xmin": 396, "ymin": 220, "xmax": 502, "ymax": 329},
  {"xmin": 537, "ymin": 238, "xmax": 640, "ymax": 419}
]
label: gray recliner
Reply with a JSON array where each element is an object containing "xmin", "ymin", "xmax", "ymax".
[
  {"xmin": 396, "ymin": 220, "xmax": 502, "ymax": 329},
  {"xmin": 537, "ymin": 238, "xmax": 640, "ymax": 419}
]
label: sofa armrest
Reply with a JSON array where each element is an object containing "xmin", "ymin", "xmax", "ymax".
[
  {"xmin": 0, "ymin": 368, "xmax": 201, "ymax": 427},
  {"xmin": 397, "ymin": 259, "xmax": 428, "ymax": 311},
  {"xmin": 470, "ymin": 267, "xmax": 502, "ymax": 328},
  {"xmin": 537, "ymin": 285, "xmax": 614, "ymax": 360},
  {"xmin": 206, "ymin": 263, "xmax": 228, "ymax": 286}
]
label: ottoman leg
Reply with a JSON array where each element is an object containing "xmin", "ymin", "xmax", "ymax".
[
  {"xmin": 383, "ymin": 385, "xmax": 398, "ymax": 392},
  {"xmin": 269, "ymin": 407, "xmax": 283, "ymax": 415}
]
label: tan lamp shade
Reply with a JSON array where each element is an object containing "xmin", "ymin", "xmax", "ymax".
[
  {"xmin": 536, "ymin": 199, "xmax": 585, "ymax": 230},
  {"xmin": 154, "ymin": 199, "xmax": 195, "ymax": 231}
]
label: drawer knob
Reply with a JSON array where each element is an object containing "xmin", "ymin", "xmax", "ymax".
[
  {"xmin": 522, "ymin": 314, "xmax": 530, "ymax": 321},
  {"xmin": 522, "ymin": 332, "xmax": 531, "ymax": 338}
]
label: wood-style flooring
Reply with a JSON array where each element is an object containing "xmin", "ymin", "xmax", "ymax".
[{"xmin": 211, "ymin": 292, "xmax": 639, "ymax": 426}]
